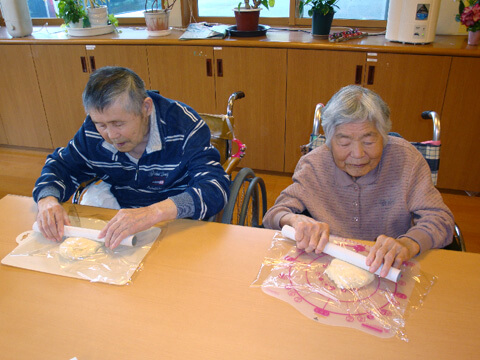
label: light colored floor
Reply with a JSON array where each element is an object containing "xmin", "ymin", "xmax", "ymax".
[{"xmin": 1, "ymin": 145, "xmax": 479, "ymax": 253}]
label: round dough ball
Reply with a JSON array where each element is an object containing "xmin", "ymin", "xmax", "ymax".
[
  {"xmin": 324, "ymin": 259, "xmax": 375, "ymax": 289},
  {"xmin": 59, "ymin": 237, "xmax": 101, "ymax": 260}
]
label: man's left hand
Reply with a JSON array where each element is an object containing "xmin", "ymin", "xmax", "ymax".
[{"xmin": 99, "ymin": 199, "xmax": 177, "ymax": 249}]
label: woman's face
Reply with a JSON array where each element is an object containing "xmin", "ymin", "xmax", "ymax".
[{"xmin": 330, "ymin": 120, "xmax": 384, "ymax": 178}]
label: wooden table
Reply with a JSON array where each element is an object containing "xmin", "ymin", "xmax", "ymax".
[{"xmin": 0, "ymin": 194, "xmax": 479, "ymax": 359}]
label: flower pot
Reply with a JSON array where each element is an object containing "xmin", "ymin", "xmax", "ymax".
[
  {"xmin": 87, "ymin": 5, "xmax": 108, "ymax": 26},
  {"xmin": 234, "ymin": 7, "xmax": 261, "ymax": 32},
  {"xmin": 68, "ymin": 19, "xmax": 84, "ymax": 28},
  {"xmin": 468, "ymin": 30, "xmax": 480, "ymax": 46},
  {"xmin": 311, "ymin": 10, "xmax": 334, "ymax": 36},
  {"xmin": 144, "ymin": 10, "xmax": 171, "ymax": 36}
]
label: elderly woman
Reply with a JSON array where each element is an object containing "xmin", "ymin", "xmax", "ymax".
[{"xmin": 263, "ymin": 85, "xmax": 454, "ymax": 277}]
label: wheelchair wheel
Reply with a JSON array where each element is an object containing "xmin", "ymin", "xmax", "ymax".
[{"xmin": 222, "ymin": 168, "xmax": 267, "ymax": 227}]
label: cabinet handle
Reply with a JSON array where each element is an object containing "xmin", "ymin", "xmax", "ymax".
[
  {"xmin": 217, "ymin": 59, "xmax": 223, "ymax": 77},
  {"xmin": 206, "ymin": 59, "xmax": 212, "ymax": 77},
  {"xmin": 367, "ymin": 65, "xmax": 375, "ymax": 85},
  {"xmin": 89, "ymin": 56, "xmax": 96, "ymax": 72},
  {"xmin": 355, "ymin": 65, "xmax": 363, "ymax": 84},
  {"xmin": 80, "ymin": 56, "xmax": 88, "ymax": 73}
]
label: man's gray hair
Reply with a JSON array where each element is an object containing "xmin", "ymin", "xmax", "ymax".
[
  {"xmin": 82, "ymin": 66, "xmax": 148, "ymax": 116},
  {"xmin": 321, "ymin": 85, "xmax": 391, "ymax": 147}
]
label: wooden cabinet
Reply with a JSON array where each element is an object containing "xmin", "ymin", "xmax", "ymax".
[
  {"xmin": 0, "ymin": 45, "xmax": 52, "ymax": 148},
  {"xmin": 285, "ymin": 49, "xmax": 451, "ymax": 173},
  {"xmin": 148, "ymin": 46, "xmax": 287, "ymax": 172},
  {"xmin": 439, "ymin": 57, "xmax": 480, "ymax": 192},
  {"xmin": 31, "ymin": 45, "xmax": 149, "ymax": 148}
]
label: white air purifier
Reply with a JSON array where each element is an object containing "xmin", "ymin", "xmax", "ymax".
[
  {"xmin": 386, "ymin": 0, "xmax": 441, "ymax": 44},
  {"xmin": 0, "ymin": 0, "xmax": 33, "ymax": 38}
]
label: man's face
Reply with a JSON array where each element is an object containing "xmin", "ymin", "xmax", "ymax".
[
  {"xmin": 330, "ymin": 120, "xmax": 384, "ymax": 178},
  {"xmin": 89, "ymin": 95, "xmax": 152, "ymax": 156}
]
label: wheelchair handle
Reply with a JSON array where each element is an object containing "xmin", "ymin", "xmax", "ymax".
[
  {"xmin": 227, "ymin": 91, "xmax": 245, "ymax": 117},
  {"xmin": 312, "ymin": 103, "xmax": 324, "ymax": 136},
  {"xmin": 421, "ymin": 111, "xmax": 441, "ymax": 142}
]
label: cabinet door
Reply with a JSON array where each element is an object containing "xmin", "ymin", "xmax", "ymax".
[
  {"xmin": 366, "ymin": 53, "xmax": 451, "ymax": 142},
  {"xmin": 285, "ymin": 49, "xmax": 365, "ymax": 172},
  {"xmin": 147, "ymin": 46, "xmax": 216, "ymax": 113},
  {"xmin": 0, "ymin": 45, "xmax": 52, "ymax": 148},
  {"xmin": 88, "ymin": 45, "xmax": 151, "ymax": 89},
  {"xmin": 32, "ymin": 45, "xmax": 90, "ymax": 148},
  {"xmin": 439, "ymin": 57, "xmax": 480, "ymax": 192},
  {"xmin": 0, "ymin": 114, "xmax": 8, "ymax": 144},
  {"xmin": 215, "ymin": 47, "xmax": 287, "ymax": 172}
]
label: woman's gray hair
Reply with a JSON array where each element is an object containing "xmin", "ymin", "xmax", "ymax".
[
  {"xmin": 82, "ymin": 66, "xmax": 148, "ymax": 116},
  {"xmin": 321, "ymin": 85, "xmax": 391, "ymax": 147}
]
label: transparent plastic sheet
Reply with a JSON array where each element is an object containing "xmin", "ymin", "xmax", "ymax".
[
  {"xmin": 4, "ymin": 217, "xmax": 163, "ymax": 285},
  {"xmin": 251, "ymin": 232, "xmax": 437, "ymax": 341}
]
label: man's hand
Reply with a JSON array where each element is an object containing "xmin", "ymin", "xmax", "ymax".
[
  {"xmin": 366, "ymin": 235, "xmax": 420, "ymax": 277},
  {"xmin": 36, "ymin": 196, "xmax": 71, "ymax": 242},
  {"xmin": 280, "ymin": 213, "xmax": 330, "ymax": 254},
  {"xmin": 99, "ymin": 199, "xmax": 177, "ymax": 250}
]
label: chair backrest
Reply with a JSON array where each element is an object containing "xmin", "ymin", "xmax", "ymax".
[
  {"xmin": 199, "ymin": 113, "xmax": 245, "ymax": 176},
  {"xmin": 302, "ymin": 105, "xmax": 442, "ymax": 186}
]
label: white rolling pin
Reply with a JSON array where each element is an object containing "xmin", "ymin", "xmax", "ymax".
[
  {"xmin": 281, "ymin": 225, "xmax": 401, "ymax": 283},
  {"xmin": 33, "ymin": 221, "xmax": 137, "ymax": 247}
]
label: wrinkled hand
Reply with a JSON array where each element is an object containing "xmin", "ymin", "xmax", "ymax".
[
  {"xmin": 99, "ymin": 199, "xmax": 177, "ymax": 250},
  {"xmin": 280, "ymin": 213, "xmax": 330, "ymax": 254},
  {"xmin": 36, "ymin": 196, "xmax": 71, "ymax": 242},
  {"xmin": 366, "ymin": 235, "xmax": 420, "ymax": 277}
]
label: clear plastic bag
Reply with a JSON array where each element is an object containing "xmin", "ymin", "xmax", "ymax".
[
  {"xmin": 6, "ymin": 217, "xmax": 162, "ymax": 285},
  {"xmin": 251, "ymin": 232, "xmax": 437, "ymax": 341}
]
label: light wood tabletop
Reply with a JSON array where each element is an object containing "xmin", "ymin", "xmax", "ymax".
[{"xmin": 0, "ymin": 194, "xmax": 479, "ymax": 360}]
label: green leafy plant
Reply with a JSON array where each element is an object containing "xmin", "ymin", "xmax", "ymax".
[
  {"xmin": 237, "ymin": 0, "xmax": 275, "ymax": 11},
  {"xmin": 56, "ymin": 0, "xmax": 89, "ymax": 27},
  {"xmin": 455, "ymin": 0, "xmax": 480, "ymax": 32},
  {"xmin": 145, "ymin": 0, "xmax": 177, "ymax": 12},
  {"xmin": 299, "ymin": 0, "xmax": 339, "ymax": 16}
]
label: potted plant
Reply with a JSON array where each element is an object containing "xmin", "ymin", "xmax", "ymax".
[
  {"xmin": 234, "ymin": 0, "xmax": 275, "ymax": 32},
  {"xmin": 299, "ymin": 0, "xmax": 339, "ymax": 36},
  {"xmin": 455, "ymin": 0, "xmax": 480, "ymax": 45},
  {"xmin": 144, "ymin": 0, "xmax": 177, "ymax": 36},
  {"xmin": 86, "ymin": 0, "xmax": 108, "ymax": 26},
  {"xmin": 56, "ymin": 0, "xmax": 89, "ymax": 28}
]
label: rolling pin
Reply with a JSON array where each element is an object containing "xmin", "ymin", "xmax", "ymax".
[
  {"xmin": 33, "ymin": 221, "xmax": 137, "ymax": 247},
  {"xmin": 281, "ymin": 225, "xmax": 401, "ymax": 283}
]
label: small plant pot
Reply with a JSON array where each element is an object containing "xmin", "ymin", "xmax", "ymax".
[
  {"xmin": 87, "ymin": 5, "xmax": 108, "ymax": 26},
  {"xmin": 311, "ymin": 10, "xmax": 334, "ymax": 36},
  {"xmin": 68, "ymin": 19, "xmax": 84, "ymax": 28},
  {"xmin": 233, "ymin": 7, "xmax": 261, "ymax": 32},
  {"xmin": 144, "ymin": 10, "xmax": 171, "ymax": 36},
  {"xmin": 468, "ymin": 30, "xmax": 480, "ymax": 46}
]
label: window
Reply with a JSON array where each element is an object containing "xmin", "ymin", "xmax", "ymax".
[
  {"xmin": 25, "ymin": 0, "xmax": 148, "ymax": 24},
  {"xmin": 23, "ymin": 0, "xmax": 388, "ymax": 27},
  {"xmin": 193, "ymin": 0, "xmax": 388, "ymax": 27}
]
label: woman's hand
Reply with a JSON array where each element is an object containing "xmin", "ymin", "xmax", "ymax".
[
  {"xmin": 36, "ymin": 196, "xmax": 71, "ymax": 242},
  {"xmin": 366, "ymin": 235, "xmax": 420, "ymax": 277},
  {"xmin": 280, "ymin": 213, "xmax": 330, "ymax": 254}
]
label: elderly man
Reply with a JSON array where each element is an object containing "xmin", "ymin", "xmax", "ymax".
[
  {"xmin": 263, "ymin": 85, "xmax": 454, "ymax": 277},
  {"xmin": 34, "ymin": 66, "xmax": 230, "ymax": 249}
]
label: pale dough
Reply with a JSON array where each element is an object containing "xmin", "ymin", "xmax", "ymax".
[
  {"xmin": 324, "ymin": 259, "xmax": 375, "ymax": 289},
  {"xmin": 59, "ymin": 237, "xmax": 101, "ymax": 260}
]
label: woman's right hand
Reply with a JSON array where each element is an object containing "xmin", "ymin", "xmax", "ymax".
[
  {"xmin": 279, "ymin": 213, "xmax": 330, "ymax": 254},
  {"xmin": 36, "ymin": 196, "xmax": 70, "ymax": 242}
]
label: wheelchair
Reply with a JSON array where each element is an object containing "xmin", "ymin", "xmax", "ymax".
[
  {"xmin": 73, "ymin": 91, "xmax": 267, "ymax": 228},
  {"xmin": 300, "ymin": 103, "xmax": 465, "ymax": 252}
]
